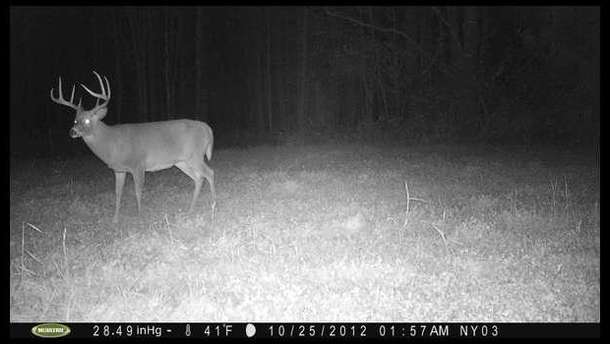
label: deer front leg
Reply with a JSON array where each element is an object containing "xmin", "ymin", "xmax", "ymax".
[
  {"xmin": 132, "ymin": 168, "xmax": 145, "ymax": 216},
  {"xmin": 114, "ymin": 171, "xmax": 126, "ymax": 223}
]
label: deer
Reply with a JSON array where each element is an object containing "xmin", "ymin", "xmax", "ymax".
[{"xmin": 50, "ymin": 71, "xmax": 215, "ymax": 223}]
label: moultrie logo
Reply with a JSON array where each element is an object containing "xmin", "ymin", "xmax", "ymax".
[{"xmin": 31, "ymin": 323, "xmax": 71, "ymax": 338}]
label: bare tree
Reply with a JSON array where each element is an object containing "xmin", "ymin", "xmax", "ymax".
[
  {"xmin": 296, "ymin": 7, "xmax": 309, "ymax": 134},
  {"xmin": 265, "ymin": 8, "xmax": 273, "ymax": 132}
]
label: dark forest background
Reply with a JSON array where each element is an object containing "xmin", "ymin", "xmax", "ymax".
[{"xmin": 10, "ymin": 6, "xmax": 600, "ymax": 156}]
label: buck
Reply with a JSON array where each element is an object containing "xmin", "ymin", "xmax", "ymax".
[{"xmin": 50, "ymin": 71, "xmax": 215, "ymax": 223}]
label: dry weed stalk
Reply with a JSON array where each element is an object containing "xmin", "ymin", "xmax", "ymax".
[{"xmin": 402, "ymin": 180, "xmax": 428, "ymax": 230}]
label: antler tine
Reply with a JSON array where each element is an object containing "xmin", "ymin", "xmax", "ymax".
[
  {"xmin": 80, "ymin": 71, "xmax": 111, "ymax": 112},
  {"xmin": 80, "ymin": 71, "xmax": 110, "ymax": 101},
  {"xmin": 93, "ymin": 70, "xmax": 107, "ymax": 98},
  {"xmin": 50, "ymin": 76, "xmax": 81, "ymax": 111},
  {"xmin": 70, "ymin": 84, "xmax": 76, "ymax": 104},
  {"xmin": 49, "ymin": 79, "xmax": 57, "ymax": 101},
  {"xmin": 80, "ymin": 83, "xmax": 100, "ymax": 99},
  {"xmin": 54, "ymin": 76, "xmax": 62, "ymax": 98},
  {"xmin": 104, "ymin": 75, "xmax": 111, "ymax": 99}
]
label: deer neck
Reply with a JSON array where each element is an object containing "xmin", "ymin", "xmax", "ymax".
[{"xmin": 81, "ymin": 121, "xmax": 119, "ymax": 166}]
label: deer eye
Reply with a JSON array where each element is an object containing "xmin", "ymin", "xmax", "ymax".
[
  {"xmin": 74, "ymin": 120, "xmax": 78, "ymax": 124},
  {"xmin": 84, "ymin": 119, "xmax": 90, "ymax": 125}
]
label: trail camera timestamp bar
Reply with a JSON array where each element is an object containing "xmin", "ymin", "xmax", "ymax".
[{"xmin": 11, "ymin": 322, "xmax": 599, "ymax": 339}]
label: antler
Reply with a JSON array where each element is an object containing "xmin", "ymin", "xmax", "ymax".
[
  {"xmin": 50, "ymin": 77, "xmax": 82, "ymax": 111},
  {"xmin": 80, "ymin": 71, "xmax": 111, "ymax": 112}
]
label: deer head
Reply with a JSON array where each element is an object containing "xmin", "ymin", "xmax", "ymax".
[{"xmin": 50, "ymin": 71, "xmax": 111, "ymax": 139}]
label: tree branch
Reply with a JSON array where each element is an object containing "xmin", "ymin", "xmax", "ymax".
[
  {"xmin": 431, "ymin": 7, "xmax": 463, "ymax": 53},
  {"xmin": 324, "ymin": 8, "xmax": 431, "ymax": 59}
]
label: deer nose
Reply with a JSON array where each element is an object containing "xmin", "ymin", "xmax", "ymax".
[{"xmin": 69, "ymin": 128, "xmax": 80, "ymax": 138}]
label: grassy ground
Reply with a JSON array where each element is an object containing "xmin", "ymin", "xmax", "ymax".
[{"xmin": 10, "ymin": 143, "xmax": 599, "ymax": 322}]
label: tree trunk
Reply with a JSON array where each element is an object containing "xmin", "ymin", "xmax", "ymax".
[
  {"xmin": 127, "ymin": 8, "xmax": 148, "ymax": 122},
  {"xmin": 164, "ymin": 8, "xmax": 171, "ymax": 117},
  {"xmin": 112, "ymin": 9, "xmax": 123, "ymax": 123},
  {"xmin": 462, "ymin": 6, "xmax": 480, "ymax": 136},
  {"xmin": 447, "ymin": 7, "xmax": 463, "ymax": 63},
  {"xmin": 146, "ymin": 10, "xmax": 154, "ymax": 120},
  {"xmin": 195, "ymin": 7, "xmax": 203, "ymax": 120},
  {"xmin": 437, "ymin": 7, "xmax": 450, "ymax": 68},
  {"xmin": 254, "ymin": 9, "xmax": 265, "ymax": 133},
  {"xmin": 169, "ymin": 11, "xmax": 181, "ymax": 119},
  {"xmin": 265, "ymin": 8, "xmax": 273, "ymax": 132},
  {"xmin": 296, "ymin": 7, "xmax": 308, "ymax": 134}
]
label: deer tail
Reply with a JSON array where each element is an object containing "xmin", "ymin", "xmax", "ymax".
[{"xmin": 205, "ymin": 127, "xmax": 214, "ymax": 161}]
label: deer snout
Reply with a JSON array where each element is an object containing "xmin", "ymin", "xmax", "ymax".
[{"xmin": 69, "ymin": 127, "xmax": 81, "ymax": 138}]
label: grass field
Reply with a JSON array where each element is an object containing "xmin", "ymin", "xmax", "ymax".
[{"xmin": 9, "ymin": 143, "xmax": 599, "ymax": 322}]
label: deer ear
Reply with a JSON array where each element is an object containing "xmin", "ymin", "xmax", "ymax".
[{"xmin": 94, "ymin": 107, "xmax": 108, "ymax": 120}]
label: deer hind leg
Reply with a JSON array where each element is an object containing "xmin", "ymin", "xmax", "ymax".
[
  {"xmin": 131, "ymin": 168, "xmax": 145, "ymax": 216},
  {"xmin": 201, "ymin": 160, "xmax": 215, "ymax": 215},
  {"xmin": 175, "ymin": 161, "xmax": 203, "ymax": 213},
  {"xmin": 113, "ymin": 171, "xmax": 126, "ymax": 223}
]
